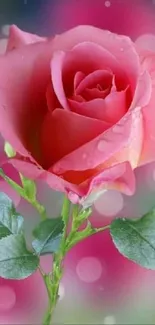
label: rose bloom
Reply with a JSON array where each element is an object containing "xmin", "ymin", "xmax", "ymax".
[{"xmin": 0, "ymin": 25, "xmax": 154, "ymax": 203}]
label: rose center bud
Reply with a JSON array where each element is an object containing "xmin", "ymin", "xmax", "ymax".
[
  {"xmin": 73, "ymin": 69, "xmax": 113, "ymax": 101},
  {"xmin": 68, "ymin": 66, "xmax": 132, "ymax": 126}
]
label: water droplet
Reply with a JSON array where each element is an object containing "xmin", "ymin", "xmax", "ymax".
[
  {"xmin": 105, "ymin": 0, "xmax": 111, "ymax": 7},
  {"xmin": 112, "ymin": 124, "xmax": 121, "ymax": 133},
  {"xmin": 120, "ymin": 47, "xmax": 124, "ymax": 52},
  {"xmin": 97, "ymin": 140, "xmax": 106, "ymax": 151}
]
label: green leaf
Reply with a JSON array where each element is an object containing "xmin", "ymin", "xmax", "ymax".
[
  {"xmin": 110, "ymin": 210, "xmax": 155, "ymax": 270},
  {"xmin": 20, "ymin": 174, "xmax": 37, "ymax": 201},
  {"xmin": 0, "ymin": 234, "xmax": 39, "ymax": 279},
  {"xmin": 0, "ymin": 192, "xmax": 24, "ymax": 239},
  {"xmin": 32, "ymin": 217, "xmax": 64, "ymax": 255},
  {"xmin": 4, "ymin": 142, "xmax": 16, "ymax": 158}
]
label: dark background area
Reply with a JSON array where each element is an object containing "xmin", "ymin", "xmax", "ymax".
[
  {"xmin": 0, "ymin": 0, "xmax": 155, "ymax": 39},
  {"xmin": 0, "ymin": 0, "xmax": 52, "ymax": 35}
]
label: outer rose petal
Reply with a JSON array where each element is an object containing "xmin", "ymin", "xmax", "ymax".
[
  {"xmin": 7, "ymin": 25, "xmax": 46, "ymax": 51},
  {"xmin": 130, "ymin": 70, "xmax": 152, "ymax": 110},
  {"xmin": 0, "ymin": 39, "xmax": 55, "ymax": 162},
  {"xmin": 138, "ymin": 53, "xmax": 155, "ymax": 165},
  {"xmin": 52, "ymin": 25, "xmax": 140, "ymax": 92},
  {"xmin": 135, "ymin": 34, "xmax": 155, "ymax": 53},
  {"xmin": 9, "ymin": 157, "xmax": 135, "ymax": 202},
  {"xmin": 80, "ymin": 161, "xmax": 135, "ymax": 200},
  {"xmin": 102, "ymin": 108, "xmax": 143, "ymax": 170},
  {"xmin": 41, "ymin": 109, "xmax": 109, "ymax": 166}
]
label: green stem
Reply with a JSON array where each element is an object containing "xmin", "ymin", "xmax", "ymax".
[
  {"xmin": 42, "ymin": 196, "xmax": 71, "ymax": 325},
  {"xmin": 0, "ymin": 168, "xmax": 47, "ymax": 220},
  {"xmin": 42, "ymin": 202, "xmax": 110, "ymax": 324},
  {"xmin": 42, "ymin": 269, "xmax": 61, "ymax": 325},
  {"xmin": 31, "ymin": 199, "xmax": 47, "ymax": 221},
  {"xmin": 95, "ymin": 224, "xmax": 110, "ymax": 233},
  {"xmin": 65, "ymin": 205, "xmax": 91, "ymax": 249}
]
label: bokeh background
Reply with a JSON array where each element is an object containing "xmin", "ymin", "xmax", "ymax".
[{"xmin": 1, "ymin": 0, "xmax": 155, "ymax": 324}]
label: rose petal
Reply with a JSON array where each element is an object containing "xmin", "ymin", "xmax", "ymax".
[
  {"xmin": 138, "ymin": 53, "xmax": 155, "ymax": 165},
  {"xmin": 64, "ymin": 41, "xmax": 127, "ymax": 87},
  {"xmin": 10, "ymin": 158, "xmax": 44, "ymax": 180},
  {"xmin": 51, "ymin": 41, "xmax": 128, "ymax": 110},
  {"xmin": 9, "ymin": 155, "xmax": 135, "ymax": 201},
  {"xmin": 41, "ymin": 109, "xmax": 109, "ymax": 167},
  {"xmin": 52, "ymin": 104, "xmax": 143, "ymax": 174},
  {"xmin": 102, "ymin": 107, "xmax": 143, "ymax": 169},
  {"xmin": 80, "ymin": 161, "xmax": 135, "ymax": 199},
  {"xmin": 6, "ymin": 25, "xmax": 46, "ymax": 51},
  {"xmin": 135, "ymin": 34, "xmax": 155, "ymax": 53},
  {"xmin": 130, "ymin": 70, "xmax": 152, "ymax": 110},
  {"xmin": 53, "ymin": 25, "xmax": 140, "ymax": 92},
  {"xmin": 70, "ymin": 88, "xmax": 128, "ymax": 123},
  {"xmin": 101, "ymin": 88, "xmax": 129, "ymax": 123},
  {"xmin": 74, "ymin": 71, "xmax": 85, "ymax": 89},
  {"xmin": 82, "ymin": 87, "xmax": 110, "ymax": 100},
  {"xmin": 75, "ymin": 70, "xmax": 112, "ymax": 95},
  {"xmin": 69, "ymin": 98, "xmax": 110, "ymax": 121},
  {"xmin": 46, "ymin": 83, "xmax": 60, "ymax": 113},
  {"xmin": 51, "ymin": 51, "xmax": 70, "ymax": 110},
  {"xmin": 9, "ymin": 157, "xmax": 78, "ymax": 195},
  {"xmin": 0, "ymin": 39, "xmax": 54, "ymax": 162}
]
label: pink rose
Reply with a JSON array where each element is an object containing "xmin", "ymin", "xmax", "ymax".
[{"xmin": 0, "ymin": 25, "xmax": 154, "ymax": 203}]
